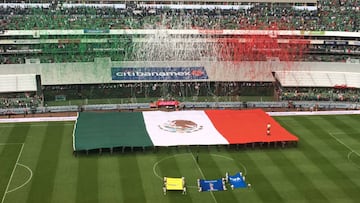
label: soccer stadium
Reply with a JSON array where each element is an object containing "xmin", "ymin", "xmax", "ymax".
[{"xmin": 0, "ymin": 0, "xmax": 360, "ymax": 202}]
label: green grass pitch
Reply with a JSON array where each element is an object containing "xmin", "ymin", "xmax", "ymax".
[{"xmin": 1, "ymin": 115, "xmax": 360, "ymax": 203}]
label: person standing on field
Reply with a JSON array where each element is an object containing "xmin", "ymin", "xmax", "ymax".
[{"xmin": 267, "ymin": 123, "xmax": 271, "ymax": 136}]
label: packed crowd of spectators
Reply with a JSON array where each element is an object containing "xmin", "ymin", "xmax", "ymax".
[
  {"xmin": 0, "ymin": 1, "xmax": 358, "ymax": 64},
  {"xmin": 0, "ymin": 2, "xmax": 359, "ymax": 108},
  {"xmin": 0, "ymin": 93, "xmax": 43, "ymax": 109},
  {"xmin": 0, "ymin": 42, "xmax": 358, "ymax": 64},
  {"xmin": 42, "ymin": 82, "xmax": 273, "ymax": 103},
  {"xmin": 279, "ymin": 87, "xmax": 360, "ymax": 102},
  {"xmin": 0, "ymin": 0, "xmax": 358, "ymax": 31}
]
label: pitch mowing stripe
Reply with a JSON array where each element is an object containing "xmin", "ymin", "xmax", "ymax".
[
  {"xmin": 265, "ymin": 150, "xmax": 329, "ymax": 202},
  {"xmin": 208, "ymin": 151, "xmax": 242, "ymax": 176},
  {"xmin": 97, "ymin": 156, "xmax": 123, "ymax": 203},
  {"xmin": 167, "ymin": 149, "xmax": 211, "ymax": 203},
  {"xmin": 214, "ymin": 151, "xmax": 262, "ymax": 203},
  {"xmin": 294, "ymin": 116, "xmax": 358, "ymax": 160},
  {"xmin": 25, "ymin": 123, "xmax": 64, "ymax": 203},
  {"xmin": 188, "ymin": 150, "xmax": 218, "ymax": 203},
  {"xmin": 192, "ymin": 150, "xmax": 238, "ymax": 202},
  {"xmin": 320, "ymin": 115, "xmax": 360, "ymax": 135},
  {"xmin": 51, "ymin": 124, "xmax": 78, "ymax": 203},
  {"xmin": 3, "ymin": 124, "xmax": 48, "ymax": 203},
  {"xmin": 151, "ymin": 150, "xmax": 177, "ymax": 203},
  {"xmin": 0, "ymin": 124, "xmax": 14, "ymax": 143},
  {"xmin": 156, "ymin": 150, "xmax": 184, "ymax": 178},
  {"xmin": 280, "ymin": 117, "xmax": 350, "ymax": 161},
  {"xmin": 249, "ymin": 151, "xmax": 307, "ymax": 202},
  {"xmin": 118, "ymin": 154, "xmax": 146, "ymax": 203},
  {"xmin": 4, "ymin": 123, "xmax": 29, "ymax": 145},
  {"xmin": 76, "ymin": 156, "xmax": 99, "ymax": 203},
  {"xmin": 338, "ymin": 115, "xmax": 360, "ymax": 136},
  {"xmin": 152, "ymin": 149, "xmax": 192, "ymax": 203},
  {"xmin": 192, "ymin": 149, "xmax": 224, "ymax": 178},
  {"xmin": 151, "ymin": 149, "xmax": 198, "ymax": 202},
  {"xmin": 136, "ymin": 153, "xmax": 171, "ymax": 203},
  {"xmin": 321, "ymin": 115, "xmax": 360, "ymax": 150},
  {"xmin": 280, "ymin": 149, "xmax": 351, "ymax": 201},
  {"xmin": 320, "ymin": 116, "xmax": 360, "ymax": 155},
  {"xmin": 0, "ymin": 123, "xmax": 30, "ymax": 203},
  {"xmin": 0, "ymin": 145, "xmax": 21, "ymax": 203},
  {"xmin": 235, "ymin": 151, "xmax": 284, "ymax": 203},
  {"xmin": 173, "ymin": 150, "xmax": 213, "ymax": 203},
  {"xmin": 281, "ymin": 116, "xmax": 360, "ymax": 201},
  {"xmin": 279, "ymin": 116, "xmax": 353, "ymax": 163},
  {"xmin": 248, "ymin": 151, "xmax": 307, "ymax": 201}
]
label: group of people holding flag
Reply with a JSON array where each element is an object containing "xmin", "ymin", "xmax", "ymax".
[
  {"xmin": 163, "ymin": 172, "xmax": 249, "ymax": 195},
  {"xmin": 197, "ymin": 172, "xmax": 250, "ymax": 192}
]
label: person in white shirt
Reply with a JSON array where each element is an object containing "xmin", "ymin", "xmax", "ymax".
[{"xmin": 267, "ymin": 123, "xmax": 271, "ymax": 136}]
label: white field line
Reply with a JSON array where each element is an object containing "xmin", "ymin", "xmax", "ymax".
[
  {"xmin": 190, "ymin": 153, "xmax": 218, "ymax": 203},
  {"xmin": 152, "ymin": 153, "xmax": 239, "ymax": 190},
  {"xmin": 347, "ymin": 151, "xmax": 360, "ymax": 169},
  {"xmin": 328, "ymin": 132, "xmax": 360, "ymax": 157},
  {"xmin": 1, "ymin": 143, "xmax": 24, "ymax": 203},
  {"xmin": 152, "ymin": 153, "xmax": 197, "ymax": 188},
  {"xmin": 0, "ymin": 116, "xmax": 77, "ymax": 123},
  {"xmin": 210, "ymin": 154, "xmax": 248, "ymax": 176},
  {"xmin": 282, "ymin": 120, "xmax": 360, "ymax": 169},
  {"xmin": 0, "ymin": 123, "xmax": 74, "ymax": 128},
  {"xmin": 268, "ymin": 110, "xmax": 360, "ymax": 117},
  {"xmin": 152, "ymin": 154, "xmax": 184, "ymax": 180},
  {"xmin": 6, "ymin": 163, "xmax": 33, "ymax": 193},
  {"xmin": 72, "ymin": 113, "xmax": 79, "ymax": 151}
]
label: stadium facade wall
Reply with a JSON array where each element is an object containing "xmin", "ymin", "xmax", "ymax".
[{"xmin": 0, "ymin": 61, "xmax": 359, "ymax": 85}]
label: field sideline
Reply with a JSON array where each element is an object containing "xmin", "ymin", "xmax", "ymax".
[{"xmin": 0, "ymin": 112, "xmax": 360, "ymax": 203}]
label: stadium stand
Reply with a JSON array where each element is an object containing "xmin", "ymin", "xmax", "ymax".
[
  {"xmin": 0, "ymin": 1, "xmax": 358, "ymax": 31},
  {"xmin": 0, "ymin": 0, "xmax": 359, "ymax": 64},
  {"xmin": 0, "ymin": 93, "xmax": 42, "ymax": 109},
  {"xmin": 0, "ymin": 0, "xmax": 359, "ymax": 109},
  {"xmin": 0, "ymin": 74, "xmax": 42, "ymax": 110}
]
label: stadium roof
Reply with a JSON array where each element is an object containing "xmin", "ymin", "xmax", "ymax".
[{"xmin": 274, "ymin": 71, "xmax": 360, "ymax": 88}]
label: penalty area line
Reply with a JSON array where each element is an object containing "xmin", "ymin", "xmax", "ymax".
[
  {"xmin": 347, "ymin": 151, "xmax": 360, "ymax": 169},
  {"xmin": 1, "ymin": 143, "xmax": 24, "ymax": 203},
  {"xmin": 6, "ymin": 163, "xmax": 33, "ymax": 193},
  {"xmin": 328, "ymin": 132, "xmax": 360, "ymax": 157}
]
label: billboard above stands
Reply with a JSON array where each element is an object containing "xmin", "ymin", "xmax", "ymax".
[
  {"xmin": 83, "ymin": 29, "xmax": 110, "ymax": 34},
  {"xmin": 111, "ymin": 67, "xmax": 208, "ymax": 81}
]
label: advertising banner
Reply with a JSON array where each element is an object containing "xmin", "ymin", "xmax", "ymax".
[
  {"xmin": 111, "ymin": 67, "xmax": 208, "ymax": 81},
  {"xmin": 84, "ymin": 29, "xmax": 110, "ymax": 34},
  {"xmin": 198, "ymin": 179, "xmax": 226, "ymax": 192},
  {"xmin": 228, "ymin": 172, "xmax": 247, "ymax": 189}
]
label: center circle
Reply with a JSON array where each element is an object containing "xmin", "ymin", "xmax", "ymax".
[{"xmin": 152, "ymin": 153, "xmax": 247, "ymax": 188}]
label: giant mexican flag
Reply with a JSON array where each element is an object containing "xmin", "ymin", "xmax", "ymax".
[{"xmin": 74, "ymin": 109, "xmax": 298, "ymax": 151}]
